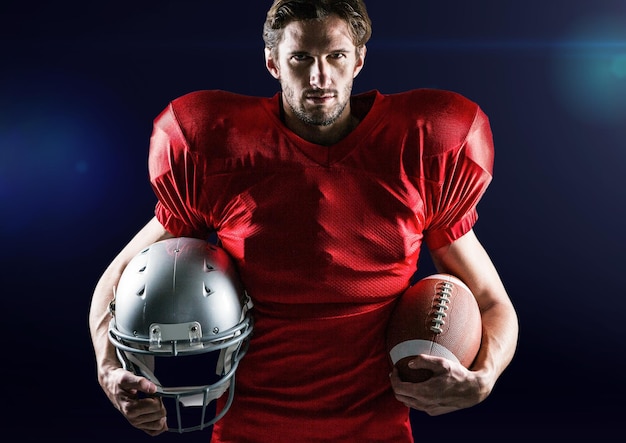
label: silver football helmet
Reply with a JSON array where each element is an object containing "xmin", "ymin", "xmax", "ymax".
[{"xmin": 108, "ymin": 237, "xmax": 253, "ymax": 433}]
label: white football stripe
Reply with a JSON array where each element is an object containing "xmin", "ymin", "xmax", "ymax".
[{"xmin": 389, "ymin": 339, "xmax": 460, "ymax": 364}]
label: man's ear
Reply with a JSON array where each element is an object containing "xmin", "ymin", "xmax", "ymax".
[
  {"xmin": 265, "ymin": 47, "xmax": 280, "ymax": 79},
  {"xmin": 353, "ymin": 45, "xmax": 367, "ymax": 78}
]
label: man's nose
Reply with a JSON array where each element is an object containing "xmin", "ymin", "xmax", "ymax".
[{"xmin": 310, "ymin": 59, "xmax": 331, "ymax": 89}]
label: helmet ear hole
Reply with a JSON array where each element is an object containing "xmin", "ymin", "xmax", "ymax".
[{"xmin": 108, "ymin": 237, "xmax": 254, "ymax": 432}]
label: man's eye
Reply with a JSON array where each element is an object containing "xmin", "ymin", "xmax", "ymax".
[
  {"xmin": 329, "ymin": 53, "xmax": 346, "ymax": 59},
  {"xmin": 292, "ymin": 54, "xmax": 309, "ymax": 62}
]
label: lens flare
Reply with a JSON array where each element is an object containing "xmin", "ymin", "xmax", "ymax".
[{"xmin": 551, "ymin": 16, "xmax": 626, "ymax": 125}]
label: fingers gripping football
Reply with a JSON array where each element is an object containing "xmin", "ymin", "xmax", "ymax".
[{"xmin": 389, "ymin": 354, "xmax": 483, "ymax": 416}]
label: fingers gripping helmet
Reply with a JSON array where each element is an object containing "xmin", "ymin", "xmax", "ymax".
[{"xmin": 108, "ymin": 237, "xmax": 253, "ymax": 433}]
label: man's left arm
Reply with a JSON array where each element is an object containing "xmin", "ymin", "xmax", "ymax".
[{"xmin": 390, "ymin": 228, "xmax": 519, "ymax": 415}]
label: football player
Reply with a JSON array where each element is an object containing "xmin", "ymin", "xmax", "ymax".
[{"xmin": 89, "ymin": 1, "xmax": 518, "ymax": 441}]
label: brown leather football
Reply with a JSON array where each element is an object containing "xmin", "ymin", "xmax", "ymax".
[{"xmin": 386, "ymin": 273, "xmax": 482, "ymax": 383}]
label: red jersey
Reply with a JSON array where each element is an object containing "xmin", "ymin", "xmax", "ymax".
[{"xmin": 148, "ymin": 89, "xmax": 494, "ymax": 442}]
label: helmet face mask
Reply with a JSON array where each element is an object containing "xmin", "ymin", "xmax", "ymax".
[{"xmin": 108, "ymin": 237, "xmax": 254, "ymax": 433}]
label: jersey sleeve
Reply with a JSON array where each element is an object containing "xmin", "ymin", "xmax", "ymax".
[
  {"xmin": 147, "ymin": 102, "xmax": 213, "ymax": 239},
  {"xmin": 422, "ymin": 106, "xmax": 494, "ymax": 250}
]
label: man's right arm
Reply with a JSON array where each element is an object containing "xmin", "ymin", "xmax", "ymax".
[{"xmin": 88, "ymin": 216, "xmax": 174, "ymax": 435}]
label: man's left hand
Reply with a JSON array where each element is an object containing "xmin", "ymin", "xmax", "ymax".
[{"xmin": 389, "ymin": 354, "xmax": 489, "ymax": 416}]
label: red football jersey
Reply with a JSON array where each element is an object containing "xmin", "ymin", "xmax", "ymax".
[{"xmin": 148, "ymin": 89, "xmax": 494, "ymax": 442}]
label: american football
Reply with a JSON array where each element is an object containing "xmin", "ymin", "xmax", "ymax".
[{"xmin": 386, "ymin": 273, "xmax": 482, "ymax": 383}]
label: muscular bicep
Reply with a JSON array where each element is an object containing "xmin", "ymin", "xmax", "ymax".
[
  {"xmin": 116, "ymin": 216, "xmax": 175, "ymax": 260},
  {"xmin": 428, "ymin": 229, "xmax": 508, "ymax": 311}
]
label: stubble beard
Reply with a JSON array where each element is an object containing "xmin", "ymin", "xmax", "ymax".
[{"xmin": 282, "ymin": 83, "xmax": 352, "ymax": 127}]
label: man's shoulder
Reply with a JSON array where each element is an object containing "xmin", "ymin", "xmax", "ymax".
[
  {"xmin": 156, "ymin": 90, "xmax": 279, "ymax": 147},
  {"xmin": 151, "ymin": 90, "xmax": 283, "ymax": 165},
  {"xmin": 169, "ymin": 90, "xmax": 271, "ymax": 119},
  {"xmin": 383, "ymin": 89, "xmax": 487, "ymax": 155},
  {"xmin": 387, "ymin": 88, "xmax": 480, "ymax": 121}
]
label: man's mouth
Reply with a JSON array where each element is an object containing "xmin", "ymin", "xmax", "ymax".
[{"xmin": 305, "ymin": 91, "xmax": 336, "ymax": 103}]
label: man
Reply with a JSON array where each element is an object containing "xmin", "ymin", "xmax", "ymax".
[{"xmin": 89, "ymin": 0, "xmax": 518, "ymax": 441}]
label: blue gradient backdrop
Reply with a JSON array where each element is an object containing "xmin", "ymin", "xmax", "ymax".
[{"xmin": 2, "ymin": 1, "xmax": 624, "ymax": 441}]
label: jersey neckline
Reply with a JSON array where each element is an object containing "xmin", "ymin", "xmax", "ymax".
[{"xmin": 262, "ymin": 90, "xmax": 387, "ymax": 167}]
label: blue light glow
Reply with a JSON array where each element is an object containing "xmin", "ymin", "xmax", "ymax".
[
  {"xmin": 550, "ymin": 15, "xmax": 626, "ymax": 125},
  {"xmin": 0, "ymin": 72, "xmax": 123, "ymax": 233}
]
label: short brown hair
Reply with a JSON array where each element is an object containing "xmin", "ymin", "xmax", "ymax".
[{"xmin": 263, "ymin": 0, "xmax": 372, "ymax": 52}]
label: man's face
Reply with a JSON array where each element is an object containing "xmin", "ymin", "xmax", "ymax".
[{"xmin": 265, "ymin": 15, "xmax": 366, "ymax": 128}]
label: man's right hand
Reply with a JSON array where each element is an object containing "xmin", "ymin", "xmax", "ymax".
[{"xmin": 101, "ymin": 367, "xmax": 168, "ymax": 436}]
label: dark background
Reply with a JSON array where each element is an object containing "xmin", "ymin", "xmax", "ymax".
[{"xmin": 2, "ymin": 1, "xmax": 624, "ymax": 441}]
